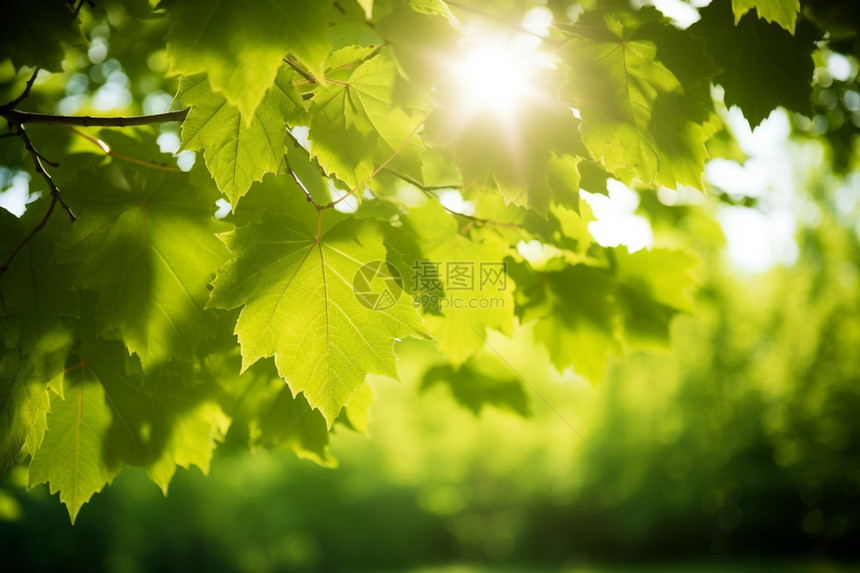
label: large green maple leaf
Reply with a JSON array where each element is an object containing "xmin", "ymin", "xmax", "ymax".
[
  {"xmin": 176, "ymin": 67, "xmax": 307, "ymax": 206},
  {"xmin": 209, "ymin": 214, "xmax": 425, "ymax": 425},
  {"xmin": 162, "ymin": 0, "xmax": 331, "ymax": 118},
  {"xmin": 309, "ymin": 51, "xmax": 426, "ymax": 188},
  {"xmin": 28, "ymin": 335, "xmax": 228, "ymax": 522},
  {"xmin": 693, "ymin": 0, "xmax": 817, "ymax": 128},
  {"xmin": 57, "ymin": 161, "xmax": 229, "ymax": 368},
  {"xmin": 28, "ymin": 364, "xmax": 116, "ymax": 524},
  {"xmin": 731, "ymin": 0, "xmax": 800, "ymax": 33},
  {"xmin": 561, "ymin": 9, "xmax": 719, "ymax": 189}
]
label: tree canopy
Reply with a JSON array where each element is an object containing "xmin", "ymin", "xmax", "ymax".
[{"xmin": 0, "ymin": 0, "xmax": 858, "ymax": 522}]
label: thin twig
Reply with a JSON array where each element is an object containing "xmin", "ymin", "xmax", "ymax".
[
  {"xmin": 284, "ymin": 155, "xmax": 321, "ymax": 208},
  {"xmin": 0, "ymin": 197, "xmax": 58, "ymax": 278},
  {"xmin": 15, "ymin": 124, "xmax": 75, "ymax": 222},
  {"xmin": 283, "ymin": 58, "xmax": 315, "ymax": 83},
  {"xmin": 2, "ymin": 68, "xmax": 40, "ymax": 110}
]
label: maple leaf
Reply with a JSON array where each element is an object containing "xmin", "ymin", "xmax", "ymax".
[
  {"xmin": 28, "ymin": 334, "xmax": 228, "ymax": 522},
  {"xmin": 57, "ymin": 160, "xmax": 229, "ymax": 368},
  {"xmin": 693, "ymin": 0, "xmax": 818, "ymax": 127},
  {"xmin": 209, "ymin": 214, "xmax": 426, "ymax": 425},
  {"xmin": 731, "ymin": 0, "xmax": 801, "ymax": 33},
  {"xmin": 162, "ymin": 0, "xmax": 331, "ymax": 118},
  {"xmin": 561, "ymin": 9, "xmax": 719, "ymax": 189},
  {"xmin": 309, "ymin": 51, "xmax": 426, "ymax": 188},
  {"xmin": 176, "ymin": 66, "xmax": 308, "ymax": 206}
]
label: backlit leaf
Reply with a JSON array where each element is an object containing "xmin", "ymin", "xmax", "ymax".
[{"xmin": 209, "ymin": 213, "xmax": 426, "ymax": 425}]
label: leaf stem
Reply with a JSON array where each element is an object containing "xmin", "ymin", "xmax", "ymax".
[
  {"xmin": 387, "ymin": 170, "xmax": 521, "ymax": 230},
  {"xmin": 66, "ymin": 127, "xmax": 183, "ymax": 172},
  {"xmin": 325, "ymin": 111, "xmax": 430, "ymax": 209}
]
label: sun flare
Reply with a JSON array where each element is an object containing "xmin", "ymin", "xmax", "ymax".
[{"xmin": 452, "ymin": 38, "xmax": 545, "ymax": 117}]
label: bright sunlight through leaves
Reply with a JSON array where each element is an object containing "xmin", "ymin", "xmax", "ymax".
[
  {"xmin": 455, "ymin": 41, "xmax": 533, "ymax": 114},
  {"xmin": 451, "ymin": 32, "xmax": 551, "ymax": 119}
]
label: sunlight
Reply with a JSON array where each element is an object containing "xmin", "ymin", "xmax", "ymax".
[
  {"xmin": 455, "ymin": 41, "xmax": 533, "ymax": 115},
  {"xmin": 451, "ymin": 29, "xmax": 552, "ymax": 121}
]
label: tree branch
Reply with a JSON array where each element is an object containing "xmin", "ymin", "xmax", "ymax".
[
  {"xmin": 1, "ymin": 108, "xmax": 189, "ymax": 127},
  {"xmin": 0, "ymin": 74, "xmax": 191, "ymax": 280},
  {"xmin": 66, "ymin": 127, "xmax": 183, "ymax": 172}
]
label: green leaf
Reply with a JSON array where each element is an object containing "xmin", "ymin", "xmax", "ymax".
[
  {"xmin": 209, "ymin": 214, "xmax": 425, "ymax": 426},
  {"xmin": 421, "ymin": 356, "xmax": 530, "ymax": 417},
  {"xmin": 309, "ymin": 51, "xmax": 426, "ymax": 188},
  {"xmin": 177, "ymin": 67, "xmax": 307, "ymax": 205},
  {"xmin": 250, "ymin": 379, "xmax": 336, "ymax": 467},
  {"xmin": 28, "ymin": 366, "xmax": 117, "ymax": 524},
  {"xmin": 0, "ymin": 207, "xmax": 78, "ymax": 469},
  {"xmin": 426, "ymin": 105, "xmax": 583, "ymax": 216},
  {"xmin": 58, "ymin": 160, "xmax": 229, "ymax": 368},
  {"xmin": 731, "ymin": 0, "xmax": 800, "ymax": 33},
  {"xmin": 0, "ymin": 321, "xmax": 72, "ymax": 471},
  {"xmin": 375, "ymin": 0, "xmax": 460, "ymax": 99},
  {"xmin": 210, "ymin": 349, "xmax": 336, "ymax": 467},
  {"xmin": 613, "ymin": 247, "xmax": 699, "ymax": 349},
  {"xmin": 29, "ymin": 335, "xmax": 228, "ymax": 521},
  {"xmin": 163, "ymin": 0, "xmax": 331, "ymax": 118},
  {"xmin": 511, "ymin": 262, "xmax": 621, "ymax": 383},
  {"xmin": 561, "ymin": 9, "xmax": 719, "ymax": 189},
  {"xmin": 692, "ymin": 0, "xmax": 818, "ymax": 127},
  {"xmin": 402, "ymin": 203, "xmax": 515, "ymax": 366},
  {"xmin": 0, "ymin": 0, "xmax": 84, "ymax": 72},
  {"xmin": 409, "ymin": 0, "xmax": 457, "ymax": 21}
]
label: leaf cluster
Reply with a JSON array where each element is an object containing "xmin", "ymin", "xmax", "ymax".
[{"xmin": 0, "ymin": 0, "xmax": 851, "ymax": 521}]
